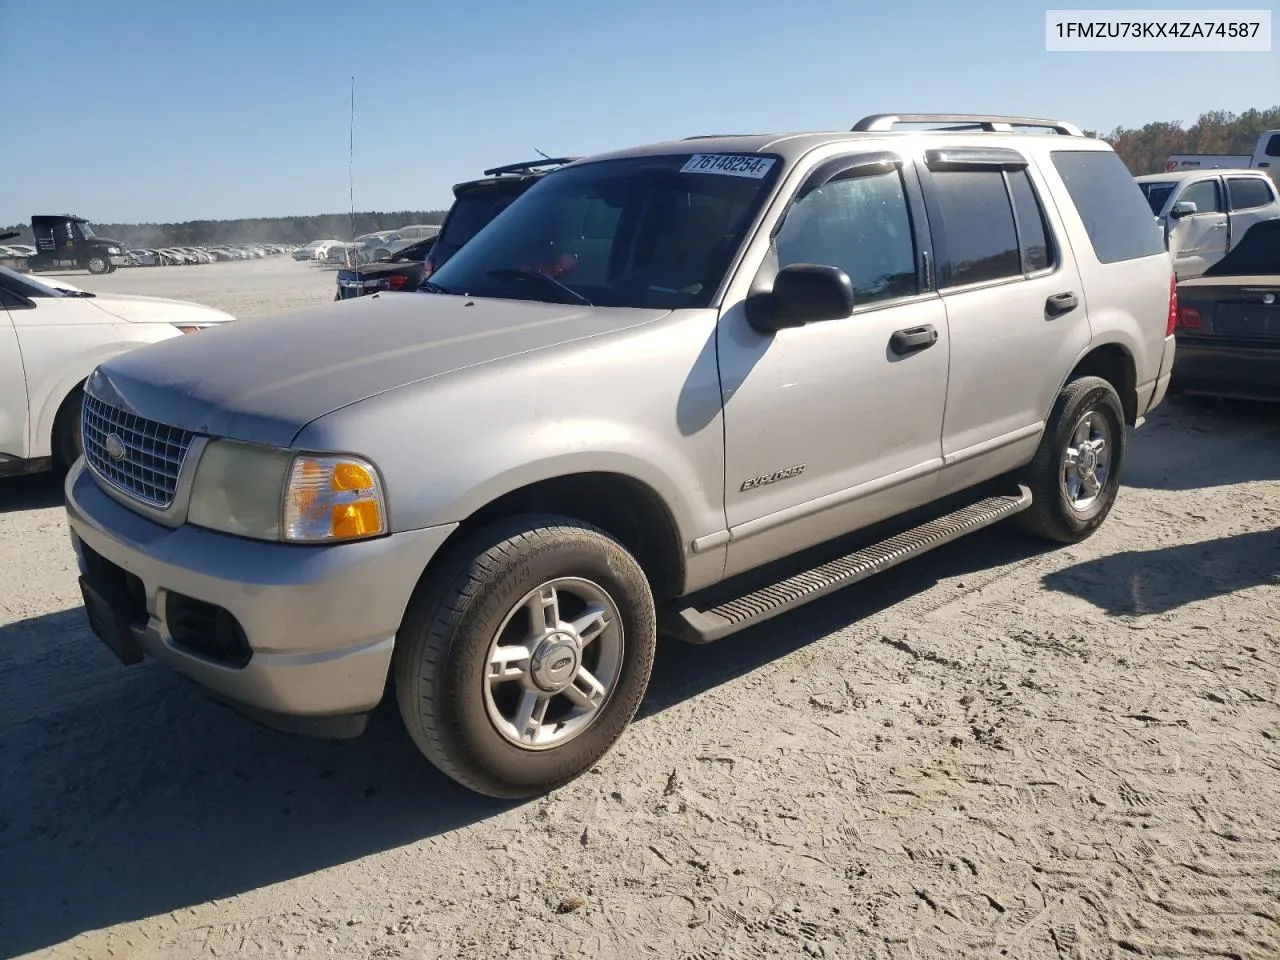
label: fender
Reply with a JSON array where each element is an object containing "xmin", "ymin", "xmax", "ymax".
[{"xmin": 27, "ymin": 337, "xmax": 181, "ymax": 459}]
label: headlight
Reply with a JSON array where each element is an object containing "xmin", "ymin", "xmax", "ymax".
[
  {"xmin": 187, "ymin": 440, "xmax": 387, "ymax": 542},
  {"xmin": 107, "ymin": 246, "xmax": 121, "ymax": 254}
]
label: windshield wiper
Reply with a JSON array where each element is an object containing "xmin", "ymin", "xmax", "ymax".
[
  {"xmin": 486, "ymin": 268, "xmax": 592, "ymax": 306},
  {"xmin": 420, "ymin": 280, "xmax": 455, "ymax": 294}
]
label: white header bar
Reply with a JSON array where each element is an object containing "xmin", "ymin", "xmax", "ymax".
[{"xmin": 1046, "ymin": 9, "xmax": 1272, "ymax": 51}]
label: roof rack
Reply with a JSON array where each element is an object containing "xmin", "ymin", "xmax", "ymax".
[
  {"xmin": 852, "ymin": 114, "xmax": 1084, "ymax": 137},
  {"xmin": 481, "ymin": 157, "xmax": 579, "ymax": 177}
]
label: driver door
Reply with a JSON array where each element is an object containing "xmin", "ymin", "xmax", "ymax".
[
  {"xmin": 717, "ymin": 153, "xmax": 949, "ymax": 579},
  {"xmin": 1168, "ymin": 177, "xmax": 1228, "ymax": 278}
]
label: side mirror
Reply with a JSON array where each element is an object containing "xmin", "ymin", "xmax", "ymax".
[
  {"xmin": 1170, "ymin": 200, "xmax": 1198, "ymax": 218},
  {"xmin": 747, "ymin": 263, "xmax": 855, "ymax": 333}
]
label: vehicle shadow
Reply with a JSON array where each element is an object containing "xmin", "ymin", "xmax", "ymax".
[
  {"xmin": 0, "ymin": 524, "xmax": 1050, "ymax": 955},
  {"xmin": 1040, "ymin": 528, "xmax": 1280, "ymax": 616},
  {"xmin": 0, "ymin": 473, "xmax": 64, "ymax": 514}
]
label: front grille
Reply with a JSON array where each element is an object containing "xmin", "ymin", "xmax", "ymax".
[{"xmin": 82, "ymin": 394, "xmax": 196, "ymax": 508}]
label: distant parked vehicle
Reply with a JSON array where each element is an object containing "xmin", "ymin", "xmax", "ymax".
[
  {"xmin": 422, "ymin": 157, "xmax": 578, "ymax": 279},
  {"xmin": 1166, "ymin": 130, "xmax": 1280, "ymax": 183},
  {"xmin": 1171, "ymin": 219, "xmax": 1280, "ymax": 401},
  {"xmin": 1136, "ymin": 169, "xmax": 1280, "ymax": 279},
  {"xmin": 18, "ymin": 214, "xmax": 129, "ymax": 275},
  {"xmin": 0, "ymin": 265, "xmax": 235, "ymax": 479},
  {"xmin": 334, "ymin": 235, "xmax": 438, "ymax": 300}
]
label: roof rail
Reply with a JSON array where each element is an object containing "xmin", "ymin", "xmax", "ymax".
[
  {"xmin": 482, "ymin": 157, "xmax": 579, "ymax": 177},
  {"xmin": 852, "ymin": 114, "xmax": 1085, "ymax": 137},
  {"xmin": 681, "ymin": 134, "xmax": 756, "ymax": 140}
]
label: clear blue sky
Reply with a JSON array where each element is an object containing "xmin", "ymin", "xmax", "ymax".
[{"xmin": 1, "ymin": 0, "xmax": 1275, "ymax": 225}]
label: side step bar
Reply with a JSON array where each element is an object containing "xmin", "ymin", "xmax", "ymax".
[{"xmin": 670, "ymin": 485, "xmax": 1033, "ymax": 643}]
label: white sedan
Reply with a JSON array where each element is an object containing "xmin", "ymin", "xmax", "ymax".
[{"xmin": 0, "ymin": 266, "xmax": 235, "ymax": 479}]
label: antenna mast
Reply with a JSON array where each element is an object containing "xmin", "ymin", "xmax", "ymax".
[{"xmin": 347, "ymin": 75, "xmax": 356, "ymax": 266}]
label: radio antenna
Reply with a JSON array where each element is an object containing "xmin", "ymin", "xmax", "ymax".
[
  {"xmin": 347, "ymin": 75, "xmax": 356, "ymax": 266},
  {"xmin": 534, "ymin": 147, "xmax": 551, "ymax": 160}
]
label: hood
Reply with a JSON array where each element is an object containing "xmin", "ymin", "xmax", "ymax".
[
  {"xmin": 87, "ymin": 292, "xmax": 236, "ymax": 325},
  {"xmin": 89, "ymin": 292, "xmax": 669, "ymax": 447},
  {"xmin": 88, "ymin": 236, "xmax": 127, "ymax": 248},
  {"xmin": 344, "ymin": 260, "xmax": 423, "ymax": 279}
]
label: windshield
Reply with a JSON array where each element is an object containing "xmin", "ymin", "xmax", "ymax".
[
  {"xmin": 77, "ymin": 221, "xmax": 96, "ymax": 238},
  {"xmin": 427, "ymin": 153, "xmax": 783, "ymax": 309},
  {"xmin": 1138, "ymin": 182, "xmax": 1176, "ymax": 216},
  {"xmin": 0, "ymin": 264, "xmax": 70, "ymax": 297}
]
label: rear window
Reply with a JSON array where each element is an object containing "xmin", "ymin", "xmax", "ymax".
[
  {"xmin": 1227, "ymin": 176, "xmax": 1275, "ymax": 211},
  {"xmin": 1050, "ymin": 150, "xmax": 1167, "ymax": 263},
  {"xmin": 436, "ymin": 190, "xmax": 525, "ymax": 258}
]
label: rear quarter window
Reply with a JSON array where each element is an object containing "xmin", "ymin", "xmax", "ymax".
[{"xmin": 1049, "ymin": 150, "xmax": 1167, "ymax": 264}]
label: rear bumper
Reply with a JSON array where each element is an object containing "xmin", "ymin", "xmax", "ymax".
[{"xmin": 1171, "ymin": 337, "xmax": 1280, "ymax": 401}]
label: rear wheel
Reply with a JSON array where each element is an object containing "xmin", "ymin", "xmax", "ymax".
[
  {"xmin": 394, "ymin": 514, "xmax": 656, "ymax": 798},
  {"xmin": 1013, "ymin": 375, "xmax": 1126, "ymax": 544}
]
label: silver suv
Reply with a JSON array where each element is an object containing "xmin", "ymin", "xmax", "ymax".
[{"xmin": 65, "ymin": 114, "xmax": 1175, "ymax": 797}]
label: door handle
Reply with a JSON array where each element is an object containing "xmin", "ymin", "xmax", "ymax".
[
  {"xmin": 1045, "ymin": 291, "xmax": 1078, "ymax": 318},
  {"xmin": 889, "ymin": 324, "xmax": 938, "ymax": 356}
]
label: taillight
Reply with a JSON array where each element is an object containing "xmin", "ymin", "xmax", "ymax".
[
  {"xmin": 387, "ymin": 274, "xmax": 408, "ymax": 290},
  {"xmin": 1166, "ymin": 274, "xmax": 1178, "ymax": 336},
  {"xmin": 1177, "ymin": 306, "xmax": 1202, "ymax": 329}
]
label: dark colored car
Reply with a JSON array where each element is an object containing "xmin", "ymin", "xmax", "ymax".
[
  {"xmin": 1172, "ymin": 219, "xmax": 1280, "ymax": 401},
  {"xmin": 333, "ymin": 157, "xmax": 579, "ymax": 301},
  {"xmin": 334, "ymin": 235, "xmax": 439, "ymax": 300}
]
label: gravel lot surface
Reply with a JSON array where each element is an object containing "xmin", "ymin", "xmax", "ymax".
[{"xmin": 2, "ymin": 259, "xmax": 1277, "ymax": 960}]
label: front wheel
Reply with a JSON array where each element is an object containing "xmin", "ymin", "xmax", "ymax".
[
  {"xmin": 85, "ymin": 254, "xmax": 109, "ymax": 275},
  {"xmin": 1013, "ymin": 375, "xmax": 1126, "ymax": 544},
  {"xmin": 394, "ymin": 515, "xmax": 656, "ymax": 798}
]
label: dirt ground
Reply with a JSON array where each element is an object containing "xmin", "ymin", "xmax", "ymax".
[{"xmin": 1, "ymin": 259, "xmax": 1277, "ymax": 960}]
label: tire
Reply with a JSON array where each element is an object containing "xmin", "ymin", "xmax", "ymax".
[
  {"xmin": 394, "ymin": 514, "xmax": 657, "ymax": 798},
  {"xmin": 52, "ymin": 385, "xmax": 86, "ymax": 473},
  {"xmin": 1013, "ymin": 375, "xmax": 1126, "ymax": 544},
  {"xmin": 85, "ymin": 254, "xmax": 109, "ymax": 275},
  {"xmin": 373, "ymin": 248, "xmax": 391, "ymax": 261}
]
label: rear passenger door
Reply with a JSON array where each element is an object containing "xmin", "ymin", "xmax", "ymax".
[
  {"xmin": 917, "ymin": 147, "xmax": 1091, "ymax": 476},
  {"xmin": 1225, "ymin": 175, "xmax": 1280, "ymax": 249}
]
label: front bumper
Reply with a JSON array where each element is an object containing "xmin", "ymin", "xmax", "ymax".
[
  {"xmin": 64, "ymin": 459, "xmax": 457, "ymax": 721},
  {"xmin": 109, "ymin": 254, "xmax": 129, "ymax": 267},
  {"xmin": 1171, "ymin": 337, "xmax": 1280, "ymax": 401}
]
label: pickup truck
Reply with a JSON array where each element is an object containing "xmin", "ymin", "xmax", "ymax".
[
  {"xmin": 1135, "ymin": 168, "xmax": 1280, "ymax": 279},
  {"xmin": 1165, "ymin": 130, "xmax": 1280, "ymax": 181}
]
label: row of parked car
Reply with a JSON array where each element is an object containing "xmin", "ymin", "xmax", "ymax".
[
  {"xmin": 292, "ymin": 225, "xmax": 442, "ymax": 267},
  {"xmin": 126, "ymin": 243, "xmax": 297, "ymax": 266}
]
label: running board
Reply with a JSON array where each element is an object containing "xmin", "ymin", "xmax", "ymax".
[{"xmin": 670, "ymin": 485, "xmax": 1033, "ymax": 643}]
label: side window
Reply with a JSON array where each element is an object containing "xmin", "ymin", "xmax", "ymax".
[
  {"xmin": 1050, "ymin": 150, "xmax": 1168, "ymax": 263},
  {"xmin": 1265, "ymin": 134, "xmax": 1280, "ymax": 158},
  {"xmin": 1227, "ymin": 176, "xmax": 1275, "ymax": 211},
  {"xmin": 930, "ymin": 170, "xmax": 1021, "ymax": 286},
  {"xmin": 1007, "ymin": 169, "xmax": 1053, "ymax": 273},
  {"xmin": 1179, "ymin": 179, "xmax": 1223, "ymax": 214},
  {"xmin": 773, "ymin": 167, "xmax": 918, "ymax": 305}
]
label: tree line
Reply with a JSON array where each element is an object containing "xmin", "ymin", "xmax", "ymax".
[
  {"xmin": 4, "ymin": 106, "xmax": 1277, "ymax": 248},
  {"xmin": 1083, "ymin": 105, "xmax": 1280, "ymax": 175}
]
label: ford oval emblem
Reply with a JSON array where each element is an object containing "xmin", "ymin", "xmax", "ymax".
[{"xmin": 105, "ymin": 434, "xmax": 126, "ymax": 461}]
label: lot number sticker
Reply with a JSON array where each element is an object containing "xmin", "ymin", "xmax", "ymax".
[{"xmin": 680, "ymin": 154, "xmax": 776, "ymax": 179}]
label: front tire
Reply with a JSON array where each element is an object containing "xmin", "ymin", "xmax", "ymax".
[
  {"xmin": 85, "ymin": 255, "xmax": 109, "ymax": 275},
  {"xmin": 1013, "ymin": 375, "xmax": 1126, "ymax": 544},
  {"xmin": 394, "ymin": 514, "xmax": 656, "ymax": 798},
  {"xmin": 52, "ymin": 385, "xmax": 85, "ymax": 473}
]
